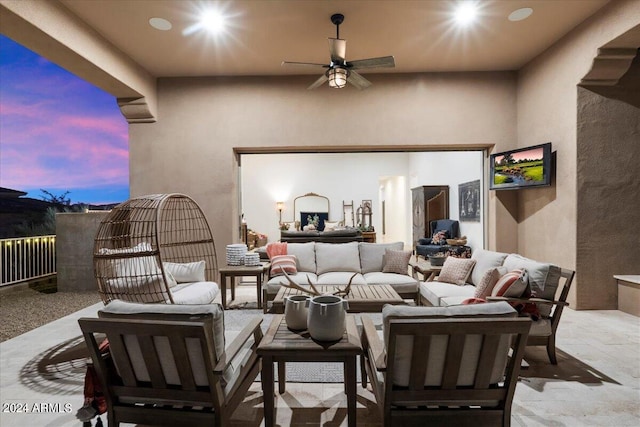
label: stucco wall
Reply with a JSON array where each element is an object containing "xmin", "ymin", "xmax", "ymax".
[
  {"xmin": 129, "ymin": 72, "xmax": 516, "ymax": 255},
  {"xmin": 577, "ymin": 88, "xmax": 640, "ymax": 309},
  {"xmin": 516, "ymin": 0, "xmax": 640, "ymax": 308}
]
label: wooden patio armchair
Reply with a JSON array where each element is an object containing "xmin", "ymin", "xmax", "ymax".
[
  {"xmin": 78, "ymin": 301, "xmax": 262, "ymax": 427},
  {"xmin": 361, "ymin": 303, "xmax": 531, "ymax": 427},
  {"xmin": 488, "ymin": 268, "xmax": 575, "ymax": 364}
]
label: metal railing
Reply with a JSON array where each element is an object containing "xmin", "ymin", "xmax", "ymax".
[{"xmin": 0, "ymin": 235, "xmax": 56, "ymax": 286}]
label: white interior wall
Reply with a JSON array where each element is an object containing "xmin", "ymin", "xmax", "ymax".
[
  {"xmin": 408, "ymin": 151, "xmax": 485, "ymax": 250},
  {"xmin": 241, "ymin": 151, "xmax": 483, "ymax": 250}
]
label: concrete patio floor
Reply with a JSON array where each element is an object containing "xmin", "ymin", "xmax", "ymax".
[{"xmin": 1, "ymin": 283, "xmax": 638, "ymax": 426}]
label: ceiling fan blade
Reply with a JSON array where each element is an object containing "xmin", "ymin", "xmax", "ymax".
[
  {"xmin": 347, "ymin": 70, "xmax": 372, "ymax": 90},
  {"xmin": 282, "ymin": 61, "xmax": 329, "ymax": 70},
  {"xmin": 348, "ymin": 56, "xmax": 395, "ymax": 70},
  {"xmin": 307, "ymin": 74, "xmax": 328, "ymax": 90},
  {"xmin": 328, "ymin": 38, "xmax": 347, "ymax": 63}
]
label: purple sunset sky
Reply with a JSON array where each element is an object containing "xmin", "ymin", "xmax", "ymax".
[{"xmin": 0, "ymin": 34, "xmax": 129, "ymax": 205}]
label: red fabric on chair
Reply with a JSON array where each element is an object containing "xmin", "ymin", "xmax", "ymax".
[{"xmin": 266, "ymin": 242, "xmax": 287, "ymax": 259}]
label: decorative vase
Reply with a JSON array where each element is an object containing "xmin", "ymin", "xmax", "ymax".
[
  {"xmin": 307, "ymin": 295, "xmax": 349, "ymax": 341},
  {"xmin": 284, "ymin": 295, "xmax": 310, "ymax": 331}
]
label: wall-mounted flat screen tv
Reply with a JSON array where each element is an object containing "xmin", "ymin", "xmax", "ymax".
[{"xmin": 490, "ymin": 142, "xmax": 552, "ymax": 190}]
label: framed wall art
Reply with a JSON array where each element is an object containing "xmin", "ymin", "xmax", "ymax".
[{"xmin": 459, "ymin": 180, "xmax": 480, "ymax": 222}]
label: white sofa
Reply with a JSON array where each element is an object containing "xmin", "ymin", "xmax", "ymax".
[
  {"xmin": 419, "ymin": 248, "xmax": 575, "ymax": 364},
  {"xmin": 263, "ymin": 241, "xmax": 419, "ymax": 311},
  {"xmin": 420, "ymin": 249, "xmax": 562, "ymax": 311}
]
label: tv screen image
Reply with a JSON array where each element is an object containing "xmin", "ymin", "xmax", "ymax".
[{"xmin": 490, "ymin": 142, "xmax": 552, "ymax": 190}]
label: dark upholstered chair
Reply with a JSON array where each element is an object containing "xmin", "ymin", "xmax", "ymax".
[{"xmin": 415, "ymin": 219, "xmax": 460, "ymax": 258}]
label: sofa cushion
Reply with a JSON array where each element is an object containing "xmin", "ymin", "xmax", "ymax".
[
  {"xmin": 270, "ymin": 254, "xmax": 297, "ymax": 277},
  {"xmin": 420, "ymin": 281, "xmax": 476, "ymax": 306},
  {"xmin": 316, "ymin": 272, "xmax": 367, "ymax": 286},
  {"xmin": 363, "ymin": 272, "xmax": 418, "ymax": 287},
  {"xmin": 470, "ymin": 249, "xmax": 509, "ymax": 286},
  {"xmin": 437, "ymin": 257, "xmax": 476, "ymax": 285},
  {"xmin": 503, "ymin": 254, "xmax": 561, "ymax": 317},
  {"xmin": 170, "ymin": 281, "xmax": 219, "ymax": 304},
  {"xmin": 382, "ymin": 302, "xmax": 517, "ymax": 387},
  {"xmin": 382, "ymin": 249, "xmax": 412, "ymax": 275},
  {"xmin": 474, "ymin": 266, "xmax": 507, "ymax": 299},
  {"xmin": 163, "ymin": 261, "xmax": 206, "ymax": 283},
  {"xmin": 315, "ymin": 242, "xmax": 361, "ymax": 274},
  {"xmin": 266, "ymin": 272, "xmax": 318, "ymax": 295},
  {"xmin": 359, "ymin": 242, "xmax": 404, "ymax": 273},
  {"xmin": 99, "ymin": 300, "xmax": 226, "ymax": 385},
  {"xmin": 287, "ymin": 242, "xmax": 316, "ymax": 273}
]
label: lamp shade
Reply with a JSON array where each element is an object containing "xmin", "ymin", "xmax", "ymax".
[
  {"xmin": 276, "ymin": 202, "xmax": 284, "ymax": 211},
  {"xmin": 328, "ymin": 67, "xmax": 348, "ymax": 88}
]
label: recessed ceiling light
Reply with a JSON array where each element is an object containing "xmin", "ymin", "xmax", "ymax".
[
  {"xmin": 454, "ymin": 1, "xmax": 479, "ymax": 26},
  {"xmin": 508, "ymin": 8, "xmax": 533, "ymax": 22},
  {"xmin": 200, "ymin": 10, "xmax": 226, "ymax": 34},
  {"xmin": 149, "ymin": 17, "xmax": 172, "ymax": 31}
]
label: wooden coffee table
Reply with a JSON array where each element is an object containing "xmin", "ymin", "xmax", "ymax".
[
  {"xmin": 272, "ymin": 284, "xmax": 404, "ymax": 313},
  {"xmin": 257, "ymin": 314, "xmax": 362, "ymax": 427}
]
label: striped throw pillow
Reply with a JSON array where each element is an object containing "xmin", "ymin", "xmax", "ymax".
[
  {"xmin": 270, "ymin": 254, "xmax": 297, "ymax": 277},
  {"xmin": 492, "ymin": 269, "xmax": 529, "ymax": 297}
]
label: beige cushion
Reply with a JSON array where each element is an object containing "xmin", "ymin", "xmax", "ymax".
[
  {"xmin": 323, "ymin": 220, "xmax": 342, "ymax": 230},
  {"xmin": 99, "ymin": 300, "xmax": 226, "ymax": 386},
  {"xmin": 420, "ymin": 281, "xmax": 477, "ymax": 306},
  {"xmin": 99, "ymin": 242, "xmax": 161, "ymax": 277},
  {"xmin": 470, "ymin": 249, "xmax": 508, "ymax": 286},
  {"xmin": 503, "ymin": 254, "xmax": 561, "ymax": 317},
  {"xmin": 106, "ymin": 276, "xmax": 170, "ymax": 303},
  {"xmin": 382, "ymin": 249, "xmax": 412, "ymax": 275},
  {"xmin": 287, "ymin": 242, "xmax": 316, "ymax": 273},
  {"xmin": 169, "ymin": 281, "xmax": 219, "ymax": 304},
  {"xmin": 438, "ymin": 257, "xmax": 476, "ymax": 285},
  {"xmin": 359, "ymin": 242, "xmax": 404, "ymax": 273},
  {"xmin": 315, "ymin": 242, "xmax": 361, "ymax": 274},
  {"xmin": 163, "ymin": 260, "xmax": 206, "ymax": 283},
  {"xmin": 316, "ymin": 272, "xmax": 367, "ymax": 285},
  {"xmin": 382, "ymin": 302, "xmax": 517, "ymax": 387}
]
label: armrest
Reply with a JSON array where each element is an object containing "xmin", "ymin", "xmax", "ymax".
[
  {"xmin": 214, "ymin": 317, "xmax": 263, "ymax": 373},
  {"xmin": 486, "ymin": 296, "xmax": 569, "ymax": 307},
  {"xmin": 417, "ymin": 238, "xmax": 432, "ymax": 245},
  {"xmin": 361, "ymin": 315, "xmax": 386, "ymax": 372}
]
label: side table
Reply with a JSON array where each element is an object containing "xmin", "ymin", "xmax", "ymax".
[
  {"xmin": 257, "ymin": 314, "xmax": 362, "ymax": 427},
  {"xmin": 409, "ymin": 255, "xmax": 443, "ymax": 282},
  {"xmin": 219, "ymin": 263, "xmax": 270, "ymax": 308}
]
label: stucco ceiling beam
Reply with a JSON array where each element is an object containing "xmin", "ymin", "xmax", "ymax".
[{"xmin": 0, "ymin": 0, "xmax": 157, "ymax": 123}]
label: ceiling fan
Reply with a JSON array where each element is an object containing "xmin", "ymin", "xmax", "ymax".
[{"xmin": 282, "ymin": 13, "xmax": 395, "ymax": 90}]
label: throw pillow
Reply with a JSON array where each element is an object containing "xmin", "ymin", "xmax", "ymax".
[
  {"xmin": 473, "ymin": 267, "xmax": 505, "ymax": 299},
  {"xmin": 492, "ymin": 269, "xmax": 530, "ymax": 298},
  {"xmin": 270, "ymin": 254, "xmax": 297, "ymax": 277},
  {"xmin": 266, "ymin": 242, "xmax": 287, "ymax": 259},
  {"xmin": 382, "ymin": 249, "xmax": 412, "ymax": 275},
  {"xmin": 323, "ymin": 220, "xmax": 342, "ymax": 231},
  {"xmin": 430, "ymin": 230, "xmax": 448, "ymax": 245},
  {"xmin": 437, "ymin": 257, "xmax": 476, "ymax": 285}
]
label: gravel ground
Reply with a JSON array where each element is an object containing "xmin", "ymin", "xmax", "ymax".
[{"xmin": 0, "ymin": 285, "xmax": 101, "ymax": 342}]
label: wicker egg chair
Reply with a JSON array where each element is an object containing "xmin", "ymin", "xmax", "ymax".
[{"xmin": 94, "ymin": 193, "xmax": 219, "ymax": 305}]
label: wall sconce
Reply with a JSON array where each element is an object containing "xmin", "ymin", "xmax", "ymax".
[{"xmin": 276, "ymin": 202, "xmax": 284, "ymax": 222}]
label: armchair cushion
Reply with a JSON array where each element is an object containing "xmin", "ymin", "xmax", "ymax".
[
  {"xmin": 163, "ymin": 260, "xmax": 206, "ymax": 283},
  {"xmin": 382, "ymin": 302, "xmax": 517, "ymax": 387},
  {"xmin": 98, "ymin": 300, "xmax": 226, "ymax": 385},
  {"xmin": 430, "ymin": 230, "xmax": 448, "ymax": 245}
]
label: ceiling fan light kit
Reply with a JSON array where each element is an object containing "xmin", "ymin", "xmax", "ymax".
[{"xmin": 282, "ymin": 13, "xmax": 395, "ymax": 90}]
